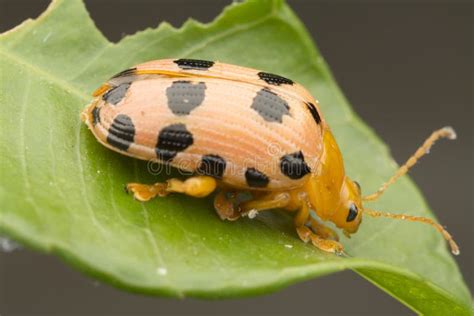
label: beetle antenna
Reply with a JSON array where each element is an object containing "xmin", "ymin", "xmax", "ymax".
[
  {"xmin": 363, "ymin": 208, "xmax": 459, "ymax": 255},
  {"xmin": 363, "ymin": 127, "xmax": 456, "ymax": 202}
]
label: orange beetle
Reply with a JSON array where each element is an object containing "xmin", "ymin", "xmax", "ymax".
[{"xmin": 81, "ymin": 58, "xmax": 459, "ymax": 255}]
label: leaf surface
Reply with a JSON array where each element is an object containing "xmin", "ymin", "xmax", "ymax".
[{"xmin": 0, "ymin": 0, "xmax": 470, "ymax": 314}]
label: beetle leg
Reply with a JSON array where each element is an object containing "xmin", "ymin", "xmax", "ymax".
[
  {"xmin": 294, "ymin": 194, "xmax": 344, "ymax": 255},
  {"xmin": 213, "ymin": 190, "xmax": 240, "ymax": 221},
  {"xmin": 296, "ymin": 226, "xmax": 312, "ymax": 243},
  {"xmin": 293, "ymin": 194, "xmax": 310, "ymax": 228},
  {"xmin": 309, "ymin": 217, "xmax": 340, "ymax": 241},
  {"xmin": 309, "ymin": 234, "xmax": 344, "ymax": 255},
  {"xmin": 125, "ymin": 182, "xmax": 168, "ymax": 202},
  {"xmin": 239, "ymin": 192, "xmax": 291, "ymax": 217},
  {"xmin": 127, "ymin": 175, "xmax": 217, "ymax": 201},
  {"xmin": 296, "ymin": 223, "xmax": 344, "ymax": 254}
]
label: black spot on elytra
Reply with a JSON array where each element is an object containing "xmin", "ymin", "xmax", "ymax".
[
  {"xmin": 166, "ymin": 81, "xmax": 206, "ymax": 115},
  {"xmin": 245, "ymin": 168, "xmax": 269, "ymax": 188},
  {"xmin": 197, "ymin": 154, "xmax": 227, "ymax": 179},
  {"xmin": 251, "ymin": 88, "xmax": 290, "ymax": 123},
  {"xmin": 280, "ymin": 151, "xmax": 311, "ymax": 180},
  {"xmin": 257, "ymin": 72, "xmax": 294, "ymax": 86},
  {"xmin": 174, "ymin": 59, "xmax": 214, "ymax": 70},
  {"xmin": 91, "ymin": 106, "xmax": 100, "ymax": 125},
  {"xmin": 156, "ymin": 123, "xmax": 194, "ymax": 162},
  {"xmin": 107, "ymin": 114, "xmax": 135, "ymax": 151},
  {"xmin": 102, "ymin": 83, "xmax": 131, "ymax": 105},
  {"xmin": 110, "ymin": 67, "xmax": 137, "ymax": 79},
  {"xmin": 305, "ymin": 101, "xmax": 321, "ymax": 125}
]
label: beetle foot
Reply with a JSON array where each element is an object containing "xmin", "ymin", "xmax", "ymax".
[
  {"xmin": 296, "ymin": 226, "xmax": 344, "ymax": 255},
  {"xmin": 126, "ymin": 182, "xmax": 168, "ymax": 202},
  {"xmin": 308, "ymin": 218, "xmax": 340, "ymax": 241},
  {"xmin": 296, "ymin": 226, "xmax": 312, "ymax": 243},
  {"xmin": 310, "ymin": 234, "xmax": 344, "ymax": 255}
]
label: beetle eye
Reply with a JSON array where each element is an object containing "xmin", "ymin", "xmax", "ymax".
[
  {"xmin": 346, "ymin": 203, "xmax": 358, "ymax": 222},
  {"xmin": 354, "ymin": 181, "xmax": 361, "ymax": 192}
]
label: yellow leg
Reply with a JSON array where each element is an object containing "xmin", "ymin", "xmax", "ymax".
[
  {"xmin": 296, "ymin": 225, "xmax": 344, "ymax": 254},
  {"xmin": 125, "ymin": 182, "xmax": 167, "ymax": 201},
  {"xmin": 296, "ymin": 225, "xmax": 312, "ymax": 243},
  {"xmin": 310, "ymin": 231, "xmax": 343, "ymax": 254},
  {"xmin": 294, "ymin": 193, "xmax": 343, "ymax": 255},
  {"xmin": 309, "ymin": 217, "xmax": 339, "ymax": 241},
  {"xmin": 213, "ymin": 190, "xmax": 240, "ymax": 221},
  {"xmin": 127, "ymin": 175, "xmax": 217, "ymax": 201},
  {"xmin": 239, "ymin": 192, "xmax": 291, "ymax": 217},
  {"xmin": 294, "ymin": 194, "xmax": 310, "ymax": 227}
]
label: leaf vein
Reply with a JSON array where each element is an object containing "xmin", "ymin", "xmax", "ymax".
[
  {"xmin": 178, "ymin": 16, "xmax": 273, "ymax": 58},
  {"xmin": 71, "ymin": 42, "xmax": 113, "ymax": 80},
  {"xmin": 132, "ymin": 160, "xmax": 168, "ymax": 278},
  {"xmin": 0, "ymin": 48, "xmax": 89, "ymax": 101},
  {"xmin": 18, "ymin": 76, "xmax": 41, "ymax": 222},
  {"xmin": 75, "ymin": 124, "xmax": 108, "ymax": 236}
]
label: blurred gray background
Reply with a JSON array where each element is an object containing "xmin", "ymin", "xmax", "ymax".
[{"xmin": 0, "ymin": 0, "xmax": 472, "ymax": 315}]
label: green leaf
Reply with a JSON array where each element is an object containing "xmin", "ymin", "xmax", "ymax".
[{"xmin": 0, "ymin": 0, "xmax": 471, "ymax": 314}]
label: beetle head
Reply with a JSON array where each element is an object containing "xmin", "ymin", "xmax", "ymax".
[
  {"xmin": 311, "ymin": 127, "xmax": 459, "ymax": 255},
  {"xmin": 303, "ymin": 130, "xmax": 361, "ymax": 234},
  {"xmin": 328, "ymin": 177, "xmax": 363, "ymax": 236}
]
